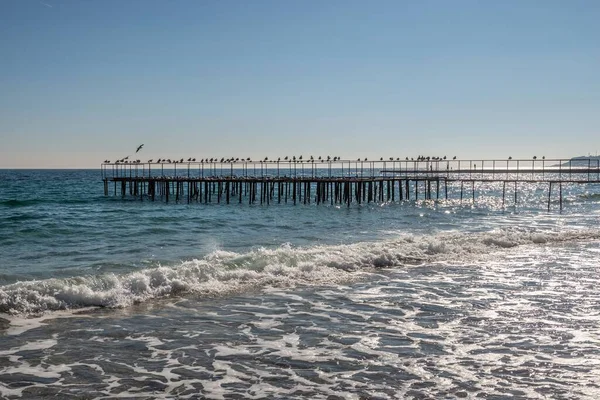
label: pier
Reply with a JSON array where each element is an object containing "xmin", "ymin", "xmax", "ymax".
[{"xmin": 101, "ymin": 158, "xmax": 600, "ymax": 211}]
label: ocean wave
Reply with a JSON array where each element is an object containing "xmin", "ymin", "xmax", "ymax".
[
  {"xmin": 0, "ymin": 198, "xmax": 96, "ymax": 208},
  {"xmin": 579, "ymin": 193, "xmax": 600, "ymax": 201},
  {"xmin": 1, "ymin": 228, "xmax": 598, "ymax": 315},
  {"xmin": 0, "ymin": 199, "xmax": 43, "ymax": 208}
]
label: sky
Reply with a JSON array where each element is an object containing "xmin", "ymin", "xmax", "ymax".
[{"xmin": 1, "ymin": 0, "xmax": 599, "ymax": 168}]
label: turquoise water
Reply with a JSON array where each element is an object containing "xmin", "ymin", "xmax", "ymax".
[{"xmin": 1, "ymin": 169, "xmax": 600, "ymax": 398}]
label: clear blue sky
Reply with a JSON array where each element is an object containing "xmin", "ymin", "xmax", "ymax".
[{"xmin": 1, "ymin": 0, "xmax": 599, "ymax": 168}]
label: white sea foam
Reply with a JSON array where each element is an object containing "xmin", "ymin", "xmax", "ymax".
[{"xmin": 0, "ymin": 227, "xmax": 598, "ymax": 316}]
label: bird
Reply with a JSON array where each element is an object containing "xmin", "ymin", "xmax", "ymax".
[
  {"xmin": 533, "ymin": 156, "xmax": 537, "ymax": 160},
  {"xmin": 136, "ymin": 144, "xmax": 144, "ymax": 153},
  {"xmin": 453, "ymin": 156, "xmax": 457, "ymax": 160},
  {"xmin": 508, "ymin": 156, "xmax": 512, "ymax": 160}
]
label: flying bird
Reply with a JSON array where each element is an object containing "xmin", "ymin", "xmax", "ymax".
[{"xmin": 136, "ymin": 144, "xmax": 144, "ymax": 153}]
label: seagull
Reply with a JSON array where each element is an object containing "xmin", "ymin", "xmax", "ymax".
[{"xmin": 136, "ymin": 144, "xmax": 144, "ymax": 153}]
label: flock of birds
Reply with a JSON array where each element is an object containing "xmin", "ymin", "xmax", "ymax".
[
  {"xmin": 104, "ymin": 155, "xmax": 350, "ymax": 164},
  {"xmin": 103, "ymin": 145, "xmax": 545, "ymax": 164}
]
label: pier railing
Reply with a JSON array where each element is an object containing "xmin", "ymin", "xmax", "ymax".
[{"xmin": 101, "ymin": 158, "xmax": 600, "ymax": 182}]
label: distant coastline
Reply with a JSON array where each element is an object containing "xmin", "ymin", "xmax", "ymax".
[{"xmin": 562, "ymin": 155, "xmax": 600, "ymax": 166}]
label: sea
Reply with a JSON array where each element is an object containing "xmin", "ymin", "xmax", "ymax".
[{"xmin": 1, "ymin": 168, "xmax": 599, "ymax": 399}]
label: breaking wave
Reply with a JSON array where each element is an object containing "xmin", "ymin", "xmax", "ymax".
[{"xmin": 1, "ymin": 227, "xmax": 598, "ymax": 315}]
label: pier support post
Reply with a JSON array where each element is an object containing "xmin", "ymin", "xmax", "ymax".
[
  {"xmin": 559, "ymin": 182, "xmax": 563, "ymax": 210},
  {"xmin": 547, "ymin": 182, "xmax": 552, "ymax": 211},
  {"xmin": 444, "ymin": 180, "xmax": 448, "ymax": 200}
]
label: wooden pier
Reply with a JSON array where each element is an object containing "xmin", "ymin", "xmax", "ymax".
[{"xmin": 101, "ymin": 158, "xmax": 600, "ymax": 211}]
